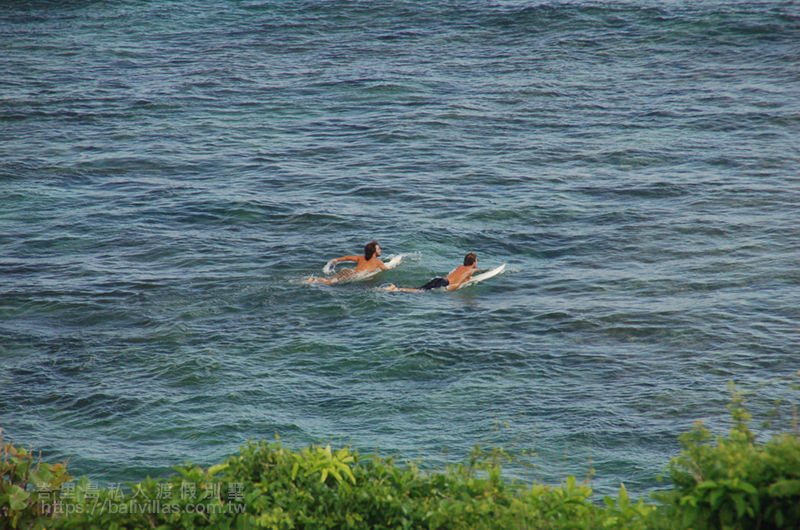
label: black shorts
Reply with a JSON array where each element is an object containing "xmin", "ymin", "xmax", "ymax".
[{"xmin": 418, "ymin": 277, "xmax": 450, "ymax": 291}]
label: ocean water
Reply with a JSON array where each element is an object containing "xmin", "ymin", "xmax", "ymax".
[{"xmin": 1, "ymin": 0, "xmax": 799, "ymax": 496}]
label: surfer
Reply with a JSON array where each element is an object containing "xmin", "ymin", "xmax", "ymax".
[
  {"xmin": 385, "ymin": 253, "xmax": 480, "ymax": 292},
  {"xmin": 309, "ymin": 241, "xmax": 389, "ymax": 284}
]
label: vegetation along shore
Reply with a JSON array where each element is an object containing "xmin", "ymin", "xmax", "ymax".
[{"xmin": 3, "ymin": 382, "xmax": 799, "ymax": 530}]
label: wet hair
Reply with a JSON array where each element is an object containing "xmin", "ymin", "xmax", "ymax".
[
  {"xmin": 365, "ymin": 241, "xmax": 379, "ymax": 260},
  {"xmin": 464, "ymin": 252, "xmax": 477, "ymax": 266}
]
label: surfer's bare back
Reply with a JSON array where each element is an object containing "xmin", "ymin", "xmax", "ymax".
[
  {"xmin": 309, "ymin": 241, "xmax": 389, "ymax": 284},
  {"xmin": 385, "ymin": 253, "xmax": 480, "ymax": 292}
]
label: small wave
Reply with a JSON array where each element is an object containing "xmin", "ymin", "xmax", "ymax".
[
  {"xmin": 384, "ymin": 251, "xmax": 422, "ymax": 263},
  {"xmin": 306, "ymin": 268, "xmax": 379, "ymax": 285}
]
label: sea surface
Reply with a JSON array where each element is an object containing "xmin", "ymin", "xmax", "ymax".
[{"xmin": 2, "ymin": 0, "xmax": 799, "ymax": 496}]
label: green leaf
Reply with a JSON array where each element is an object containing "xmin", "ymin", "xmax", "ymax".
[
  {"xmin": 329, "ymin": 468, "xmax": 343, "ymax": 484},
  {"xmin": 731, "ymin": 493, "xmax": 747, "ymax": 518},
  {"xmin": 750, "ymin": 491, "xmax": 761, "ymax": 513},
  {"xmin": 769, "ymin": 480, "xmax": 800, "ymax": 498},
  {"xmin": 682, "ymin": 505, "xmax": 700, "ymax": 527},
  {"xmin": 337, "ymin": 463, "xmax": 356, "ymax": 485},
  {"xmin": 696, "ymin": 480, "xmax": 718, "ymax": 490},
  {"xmin": 8, "ymin": 484, "xmax": 31, "ymax": 511},
  {"xmin": 775, "ymin": 509, "xmax": 784, "ymax": 527},
  {"xmin": 603, "ymin": 496, "xmax": 616, "ymax": 511},
  {"xmin": 710, "ymin": 488, "xmax": 726, "ymax": 509},
  {"xmin": 679, "ymin": 495, "xmax": 698, "ymax": 507},
  {"xmin": 11, "ymin": 458, "xmax": 30, "ymax": 477},
  {"xmin": 618, "ymin": 483, "xmax": 630, "ymax": 510},
  {"xmin": 737, "ymin": 481, "xmax": 758, "ymax": 495},
  {"xmin": 207, "ymin": 463, "xmax": 229, "ymax": 475}
]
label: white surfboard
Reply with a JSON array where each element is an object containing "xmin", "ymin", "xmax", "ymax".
[
  {"xmin": 457, "ymin": 263, "xmax": 506, "ymax": 289},
  {"xmin": 384, "ymin": 254, "xmax": 404, "ymax": 270}
]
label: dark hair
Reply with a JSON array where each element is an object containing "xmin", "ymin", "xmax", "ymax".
[
  {"xmin": 365, "ymin": 241, "xmax": 379, "ymax": 260},
  {"xmin": 464, "ymin": 252, "xmax": 477, "ymax": 266}
]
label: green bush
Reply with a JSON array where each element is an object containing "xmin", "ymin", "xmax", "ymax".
[
  {"xmin": 47, "ymin": 441, "xmax": 653, "ymax": 530},
  {"xmin": 4, "ymin": 381, "xmax": 798, "ymax": 530},
  {"xmin": 1, "ymin": 429, "xmax": 72, "ymax": 530},
  {"xmin": 655, "ymin": 383, "xmax": 800, "ymax": 530}
]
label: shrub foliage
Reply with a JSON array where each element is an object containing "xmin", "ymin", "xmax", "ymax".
[
  {"xmin": 655, "ymin": 384, "xmax": 800, "ymax": 530},
  {"xmin": 2, "ymin": 383, "xmax": 798, "ymax": 530}
]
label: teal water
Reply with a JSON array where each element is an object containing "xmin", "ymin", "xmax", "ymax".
[{"xmin": 1, "ymin": 0, "xmax": 799, "ymax": 495}]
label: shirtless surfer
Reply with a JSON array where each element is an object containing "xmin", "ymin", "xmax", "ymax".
[
  {"xmin": 309, "ymin": 241, "xmax": 389, "ymax": 284},
  {"xmin": 385, "ymin": 253, "xmax": 480, "ymax": 292}
]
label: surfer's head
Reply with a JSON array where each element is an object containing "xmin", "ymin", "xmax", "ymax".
[
  {"xmin": 464, "ymin": 253, "xmax": 477, "ymax": 267},
  {"xmin": 365, "ymin": 241, "xmax": 380, "ymax": 260}
]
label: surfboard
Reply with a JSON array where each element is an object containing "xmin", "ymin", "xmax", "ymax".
[
  {"xmin": 384, "ymin": 254, "xmax": 404, "ymax": 270},
  {"xmin": 323, "ymin": 259, "xmax": 337, "ymax": 274},
  {"xmin": 457, "ymin": 263, "xmax": 506, "ymax": 289}
]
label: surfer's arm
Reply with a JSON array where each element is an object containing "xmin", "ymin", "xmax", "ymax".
[
  {"xmin": 332, "ymin": 255, "xmax": 361, "ymax": 264},
  {"xmin": 446, "ymin": 278, "xmax": 466, "ymax": 290},
  {"xmin": 446, "ymin": 268, "xmax": 477, "ymax": 290}
]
